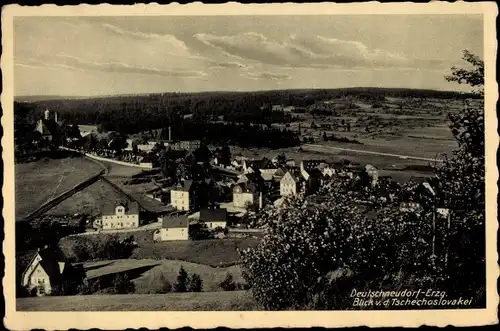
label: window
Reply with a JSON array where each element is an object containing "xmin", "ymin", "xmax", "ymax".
[{"xmin": 37, "ymin": 269, "xmax": 41, "ymax": 273}]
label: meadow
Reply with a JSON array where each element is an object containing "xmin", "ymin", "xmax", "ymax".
[
  {"xmin": 17, "ymin": 290, "xmax": 258, "ymax": 311},
  {"xmin": 15, "ymin": 155, "xmax": 104, "ymax": 220}
]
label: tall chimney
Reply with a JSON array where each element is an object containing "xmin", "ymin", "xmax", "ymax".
[
  {"xmin": 55, "ymin": 112, "xmax": 58, "ymax": 123},
  {"xmin": 168, "ymin": 126, "xmax": 172, "ymax": 141},
  {"xmin": 259, "ymin": 192, "xmax": 263, "ymax": 209},
  {"xmin": 44, "ymin": 109, "xmax": 50, "ymax": 120}
]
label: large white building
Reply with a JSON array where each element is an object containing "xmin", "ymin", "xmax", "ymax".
[
  {"xmin": 171, "ymin": 180, "xmax": 195, "ymax": 211},
  {"xmin": 101, "ymin": 202, "xmax": 140, "ymax": 230}
]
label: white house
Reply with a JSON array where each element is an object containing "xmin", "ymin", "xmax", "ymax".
[
  {"xmin": 199, "ymin": 208, "xmax": 228, "ymax": 229},
  {"xmin": 171, "ymin": 180, "xmax": 195, "ymax": 211},
  {"xmin": 233, "ymin": 182, "xmax": 262, "ymax": 209},
  {"xmin": 101, "ymin": 202, "xmax": 140, "ymax": 230},
  {"xmin": 20, "ymin": 247, "xmax": 70, "ymax": 296},
  {"xmin": 280, "ymin": 171, "xmax": 303, "ymax": 196},
  {"xmin": 153, "ymin": 214, "xmax": 189, "ymax": 241}
]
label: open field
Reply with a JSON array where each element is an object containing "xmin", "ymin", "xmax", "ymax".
[
  {"xmin": 60, "ymin": 235, "xmax": 261, "ymax": 267},
  {"xmin": 15, "ymin": 155, "xmax": 104, "ymax": 220},
  {"xmin": 83, "ymin": 258, "xmax": 245, "ymax": 292},
  {"xmin": 17, "ymin": 290, "xmax": 258, "ymax": 311},
  {"xmin": 46, "ymin": 179, "xmax": 127, "ymax": 217}
]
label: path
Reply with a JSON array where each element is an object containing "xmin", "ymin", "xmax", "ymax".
[{"xmin": 301, "ymin": 144, "xmax": 444, "ymax": 163}]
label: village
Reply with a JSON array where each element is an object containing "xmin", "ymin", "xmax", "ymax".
[{"xmin": 17, "ymin": 106, "xmax": 454, "ymax": 298}]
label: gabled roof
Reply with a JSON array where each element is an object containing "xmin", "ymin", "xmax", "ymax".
[
  {"xmin": 199, "ymin": 208, "xmax": 227, "ymax": 222},
  {"xmin": 233, "ymin": 182, "xmax": 259, "ymax": 193},
  {"xmin": 162, "ymin": 214, "xmax": 189, "ymax": 228},
  {"xmin": 248, "ymin": 157, "xmax": 273, "ymax": 170},
  {"xmin": 174, "ymin": 179, "xmax": 195, "ymax": 192},
  {"xmin": 35, "ymin": 119, "xmax": 59, "ymax": 136},
  {"xmin": 21, "ymin": 246, "xmax": 68, "ymax": 284},
  {"xmin": 281, "ymin": 170, "xmax": 302, "ymax": 183},
  {"xmin": 102, "ymin": 201, "xmax": 140, "ymax": 215}
]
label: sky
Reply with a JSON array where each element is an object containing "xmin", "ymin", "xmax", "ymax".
[{"xmin": 14, "ymin": 15, "xmax": 483, "ymax": 96}]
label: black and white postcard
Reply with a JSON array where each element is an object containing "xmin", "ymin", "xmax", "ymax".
[{"xmin": 2, "ymin": 2, "xmax": 498, "ymax": 329}]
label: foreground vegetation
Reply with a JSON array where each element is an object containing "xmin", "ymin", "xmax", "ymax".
[{"xmin": 240, "ymin": 50, "xmax": 485, "ymax": 310}]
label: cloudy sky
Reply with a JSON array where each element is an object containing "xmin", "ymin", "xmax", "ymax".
[{"xmin": 14, "ymin": 15, "xmax": 483, "ymax": 96}]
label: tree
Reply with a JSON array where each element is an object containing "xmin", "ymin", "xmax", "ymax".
[
  {"xmin": 219, "ymin": 144, "xmax": 232, "ymax": 166},
  {"xmin": 240, "ymin": 192, "xmax": 368, "ymax": 310},
  {"xmin": 436, "ymin": 50, "xmax": 485, "ymax": 300},
  {"xmin": 220, "ymin": 272, "xmax": 236, "ymax": 291},
  {"xmin": 445, "ymin": 50, "xmax": 484, "ymax": 95},
  {"xmin": 322, "ymin": 132, "xmax": 328, "ymax": 141},
  {"xmin": 113, "ymin": 274, "xmax": 135, "ymax": 294},
  {"xmin": 173, "ymin": 266, "xmax": 189, "ymax": 292},
  {"xmin": 187, "ymin": 273, "xmax": 203, "ymax": 292}
]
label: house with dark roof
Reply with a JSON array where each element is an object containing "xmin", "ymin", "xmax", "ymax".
[
  {"xmin": 20, "ymin": 246, "xmax": 77, "ymax": 296},
  {"xmin": 171, "ymin": 179, "xmax": 196, "ymax": 211},
  {"xmin": 199, "ymin": 208, "xmax": 228, "ymax": 229},
  {"xmin": 153, "ymin": 213, "xmax": 189, "ymax": 241},
  {"xmin": 101, "ymin": 201, "xmax": 140, "ymax": 230},
  {"xmin": 300, "ymin": 159, "xmax": 327, "ymax": 172}
]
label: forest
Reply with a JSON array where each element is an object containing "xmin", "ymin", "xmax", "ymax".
[{"xmin": 15, "ymin": 87, "xmax": 475, "ymax": 132}]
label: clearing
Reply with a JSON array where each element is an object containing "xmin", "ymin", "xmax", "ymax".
[
  {"xmin": 17, "ymin": 290, "xmax": 258, "ymax": 311},
  {"xmin": 15, "ymin": 155, "xmax": 104, "ymax": 220}
]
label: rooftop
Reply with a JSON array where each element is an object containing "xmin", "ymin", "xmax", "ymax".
[
  {"xmin": 162, "ymin": 214, "xmax": 189, "ymax": 229},
  {"xmin": 199, "ymin": 208, "xmax": 228, "ymax": 222}
]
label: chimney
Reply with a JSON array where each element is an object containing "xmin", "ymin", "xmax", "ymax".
[
  {"xmin": 168, "ymin": 126, "xmax": 172, "ymax": 141},
  {"xmin": 44, "ymin": 109, "xmax": 50, "ymax": 120},
  {"xmin": 259, "ymin": 192, "xmax": 263, "ymax": 209},
  {"xmin": 55, "ymin": 112, "xmax": 58, "ymax": 123}
]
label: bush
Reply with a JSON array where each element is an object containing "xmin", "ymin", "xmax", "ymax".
[
  {"xmin": 220, "ymin": 272, "xmax": 237, "ymax": 291},
  {"xmin": 112, "ymin": 274, "xmax": 135, "ymax": 294}
]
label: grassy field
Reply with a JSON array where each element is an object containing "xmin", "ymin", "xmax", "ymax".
[
  {"xmin": 60, "ymin": 235, "xmax": 261, "ymax": 267},
  {"xmin": 46, "ymin": 179, "xmax": 127, "ymax": 216},
  {"xmin": 15, "ymin": 155, "xmax": 104, "ymax": 220},
  {"xmin": 83, "ymin": 258, "xmax": 245, "ymax": 292},
  {"xmin": 17, "ymin": 290, "xmax": 259, "ymax": 311}
]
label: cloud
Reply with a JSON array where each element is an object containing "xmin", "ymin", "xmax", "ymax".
[
  {"xmin": 17, "ymin": 55, "xmax": 207, "ymax": 78},
  {"xmin": 101, "ymin": 23, "xmax": 190, "ymax": 55},
  {"xmin": 245, "ymin": 71, "xmax": 291, "ymax": 81},
  {"xmin": 194, "ymin": 32, "xmax": 449, "ymax": 70},
  {"xmin": 210, "ymin": 61, "xmax": 248, "ymax": 70}
]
